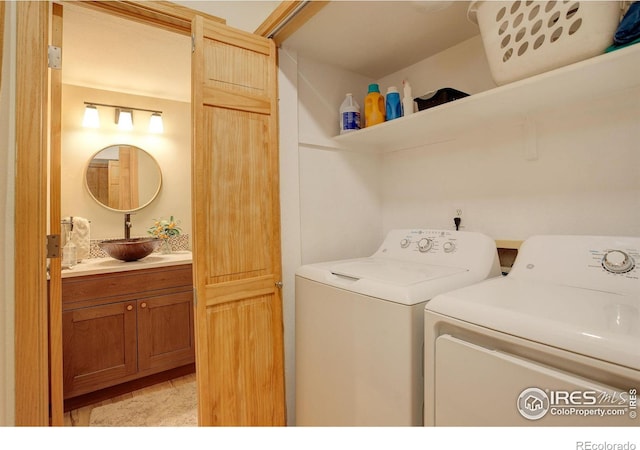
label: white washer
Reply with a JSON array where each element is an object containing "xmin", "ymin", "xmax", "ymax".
[
  {"xmin": 425, "ymin": 235, "xmax": 640, "ymax": 426},
  {"xmin": 295, "ymin": 229, "xmax": 501, "ymax": 426}
]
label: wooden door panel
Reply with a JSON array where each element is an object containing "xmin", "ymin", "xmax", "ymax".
[
  {"xmin": 192, "ymin": 15, "xmax": 285, "ymax": 426},
  {"xmin": 202, "ymin": 85, "xmax": 271, "ymax": 114},
  {"xmin": 205, "ymin": 108, "xmax": 272, "ymax": 281},
  {"xmin": 117, "ymin": 145, "xmax": 139, "ymax": 210},
  {"xmin": 206, "ymin": 293, "xmax": 283, "ymax": 425}
]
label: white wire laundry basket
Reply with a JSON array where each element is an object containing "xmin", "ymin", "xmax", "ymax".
[{"xmin": 468, "ymin": 1, "xmax": 624, "ymax": 85}]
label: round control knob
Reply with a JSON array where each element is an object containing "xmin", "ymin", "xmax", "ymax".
[
  {"xmin": 602, "ymin": 250, "xmax": 635, "ymax": 274},
  {"xmin": 443, "ymin": 241, "xmax": 456, "ymax": 253},
  {"xmin": 400, "ymin": 238, "xmax": 410, "ymax": 248},
  {"xmin": 417, "ymin": 238, "xmax": 433, "ymax": 253}
]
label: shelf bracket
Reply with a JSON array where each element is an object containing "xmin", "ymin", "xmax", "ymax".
[{"xmin": 523, "ymin": 117, "xmax": 538, "ymax": 161}]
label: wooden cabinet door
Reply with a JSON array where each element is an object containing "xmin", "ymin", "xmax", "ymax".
[
  {"xmin": 191, "ymin": 16, "xmax": 285, "ymax": 426},
  {"xmin": 137, "ymin": 290, "xmax": 195, "ymax": 373},
  {"xmin": 62, "ymin": 301, "xmax": 137, "ymax": 398}
]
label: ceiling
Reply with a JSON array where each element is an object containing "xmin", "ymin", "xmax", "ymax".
[
  {"xmin": 62, "ymin": 1, "xmax": 480, "ymax": 101},
  {"xmin": 281, "ymin": 1, "xmax": 480, "ymax": 79},
  {"xmin": 62, "ymin": 4, "xmax": 192, "ymax": 102},
  {"xmin": 62, "ymin": 1, "xmax": 280, "ymax": 102}
]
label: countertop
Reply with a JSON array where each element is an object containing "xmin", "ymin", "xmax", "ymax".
[{"xmin": 61, "ymin": 251, "xmax": 193, "ymax": 278}]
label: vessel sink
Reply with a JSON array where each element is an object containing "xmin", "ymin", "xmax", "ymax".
[{"xmin": 98, "ymin": 237, "xmax": 162, "ymax": 262}]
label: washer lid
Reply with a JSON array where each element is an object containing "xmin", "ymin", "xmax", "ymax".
[
  {"xmin": 426, "ymin": 277, "xmax": 640, "ymax": 371},
  {"xmin": 296, "ymin": 257, "xmax": 479, "ymax": 305},
  {"xmin": 329, "ymin": 258, "xmax": 465, "ymax": 285}
]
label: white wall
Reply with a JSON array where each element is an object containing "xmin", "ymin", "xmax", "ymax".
[
  {"xmin": 62, "ymin": 85, "xmax": 192, "ymax": 242},
  {"xmin": 381, "ymin": 88, "xmax": 640, "ymax": 238},
  {"xmin": 295, "ymin": 54, "xmax": 384, "ymax": 263},
  {"xmin": 277, "ymin": 47, "xmax": 300, "ymax": 427},
  {"xmin": 377, "ymin": 35, "xmax": 496, "ymax": 106},
  {"xmin": 290, "ymin": 33, "xmax": 640, "ymax": 247},
  {"xmin": 0, "ymin": 1, "xmax": 16, "ymax": 427},
  {"xmin": 278, "ymin": 47, "xmax": 384, "ymax": 425},
  {"xmin": 174, "ymin": 1, "xmax": 279, "ymax": 32},
  {"xmin": 378, "ymin": 36, "xmax": 640, "ymax": 239}
]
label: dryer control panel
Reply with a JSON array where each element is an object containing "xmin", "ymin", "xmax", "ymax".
[
  {"xmin": 510, "ymin": 235, "xmax": 640, "ymax": 296},
  {"xmin": 600, "ymin": 249, "xmax": 636, "ymax": 274}
]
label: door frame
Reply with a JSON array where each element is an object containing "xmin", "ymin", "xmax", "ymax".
[{"xmin": 14, "ymin": 0, "xmax": 315, "ymax": 426}]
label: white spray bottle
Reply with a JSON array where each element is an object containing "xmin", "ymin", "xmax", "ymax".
[{"xmin": 402, "ymin": 80, "xmax": 415, "ymax": 116}]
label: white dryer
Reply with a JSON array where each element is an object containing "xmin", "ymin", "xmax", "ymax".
[
  {"xmin": 425, "ymin": 234, "xmax": 640, "ymax": 426},
  {"xmin": 295, "ymin": 229, "xmax": 501, "ymax": 426}
]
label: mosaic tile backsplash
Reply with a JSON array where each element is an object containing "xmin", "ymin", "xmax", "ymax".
[{"xmin": 89, "ymin": 234, "xmax": 191, "ymax": 259}]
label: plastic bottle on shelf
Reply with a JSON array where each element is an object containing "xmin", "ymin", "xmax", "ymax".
[
  {"xmin": 402, "ymin": 80, "xmax": 415, "ymax": 116},
  {"xmin": 339, "ymin": 93, "xmax": 361, "ymax": 134},
  {"xmin": 364, "ymin": 83, "xmax": 385, "ymax": 127},
  {"xmin": 385, "ymin": 86, "xmax": 402, "ymax": 121}
]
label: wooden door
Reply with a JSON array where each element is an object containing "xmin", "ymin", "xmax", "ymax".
[
  {"xmin": 191, "ymin": 16, "xmax": 285, "ymax": 426},
  {"xmin": 14, "ymin": 0, "xmax": 65, "ymax": 425},
  {"xmin": 117, "ymin": 145, "xmax": 139, "ymax": 210},
  {"xmin": 108, "ymin": 160, "xmax": 121, "ymax": 208},
  {"xmin": 49, "ymin": 2, "xmax": 65, "ymax": 425},
  {"xmin": 137, "ymin": 291, "xmax": 195, "ymax": 373},
  {"xmin": 62, "ymin": 301, "xmax": 138, "ymax": 398}
]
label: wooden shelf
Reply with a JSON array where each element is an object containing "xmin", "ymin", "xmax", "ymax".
[{"xmin": 329, "ymin": 44, "xmax": 640, "ymax": 153}]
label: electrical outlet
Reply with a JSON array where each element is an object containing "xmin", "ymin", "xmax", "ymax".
[{"xmin": 455, "ymin": 209, "xmax": 462, "ymax": 217}]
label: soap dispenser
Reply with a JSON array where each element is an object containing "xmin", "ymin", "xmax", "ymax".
[{"xmin": 62, "ymin": 224, "xmax": 77, "ymax": 269}]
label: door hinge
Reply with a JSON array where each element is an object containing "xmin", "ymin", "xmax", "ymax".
[
  {"xmin": 193, "ymin": 287, "xmax": 197, "ymax": 306},
  {"xmin": 191, "ymin": 34, "xmax": 195, "ymax": 53},
  {"xmin": 47, "ymin": 234, "xmax": 61, "ymax": 258},
  {"xmin": 48, "ymin": 45, "xmax": 62, "ymax": 69}
]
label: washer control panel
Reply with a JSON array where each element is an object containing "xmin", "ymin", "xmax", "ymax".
[
  {"xmin": 395, "ymin": 230, "xmax": 459, "ymax": 255},
  {"xmin": 372, "ymin": 229, "xmax": 500, "ymax": 276}
]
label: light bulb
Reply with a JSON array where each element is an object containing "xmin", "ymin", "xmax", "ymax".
[
  {"xmin": 82, "ymin": 105, "xmax": 100, "ymax": 128},
  {"xmin": 116, "ymin": 109, "xmax": 133, "ymax": 130},
  {"xmin": 149, "ymin": 112, "xmax": 164, "ymax": 133}
]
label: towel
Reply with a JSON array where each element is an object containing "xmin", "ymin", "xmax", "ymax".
[
  {"xmin": 614, "ymin": 2, "xmax": 640, "ymax": 45},
  {"xmin": 62, "ymin": 216, "xmax": 91, "ymax": 262}
]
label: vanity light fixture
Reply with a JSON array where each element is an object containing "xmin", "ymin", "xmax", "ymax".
[
  {"xmin": 82, "ymin": 102, "xmax": 163, "ymax": 134},
  {"xmin": 82, "ymin": 104, "xmax": 100, "ymax": 128},
  {"xmin": 116, "ymin": 108, "xmax": 134, "ymax": 131},
  {"xmin": 148, "ymin": 112, "xmax": 164, "ymax": 133}
]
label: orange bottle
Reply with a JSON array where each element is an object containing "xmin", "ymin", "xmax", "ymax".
[{"xmin": 364, "ymin": 83, "xmax": 385, "ymax": 127}]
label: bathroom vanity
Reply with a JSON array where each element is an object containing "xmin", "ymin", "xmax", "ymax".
[{"xmin": 61, "ymin": 252, "xmax": 195, "ymax": 400}]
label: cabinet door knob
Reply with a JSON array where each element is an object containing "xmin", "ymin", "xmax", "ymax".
[
  {"xmin": 140, "ymin": 302, "xmax": 147, "ymax": 309},
  {"xmin": 126, "ymin": 305, "xmax": 133, "ymax": 311}
]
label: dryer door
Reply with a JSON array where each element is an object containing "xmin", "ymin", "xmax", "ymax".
[{"xmin": 433, "ymin": 335, "xmax": 634, "ymax": 426}]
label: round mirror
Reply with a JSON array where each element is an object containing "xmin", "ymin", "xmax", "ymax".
[{"xmin": 85, "ymin": 144, "xmax": 162, "ymax": 212}]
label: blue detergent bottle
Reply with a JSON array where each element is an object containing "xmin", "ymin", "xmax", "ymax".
[{"xmin": 385, "ymin": 86, "xmax": 402, "ymax": 121}]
